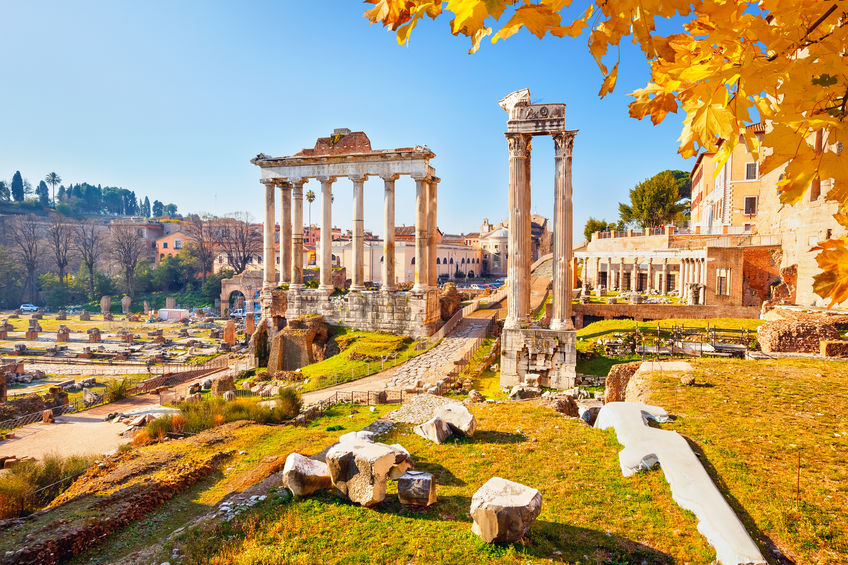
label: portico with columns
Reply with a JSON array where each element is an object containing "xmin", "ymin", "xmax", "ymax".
[
  {"xmin": 498, "ymin": 89, "xmax": 578, "ymax": 391},
  {"xmin": 251, "ymin": 129, "xmax": 442, "ymax": 339}
]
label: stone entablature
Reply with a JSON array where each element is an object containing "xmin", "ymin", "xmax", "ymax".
[{"xmin": 501, "ymin": 328, "xmax": 576, "ymax": 389}]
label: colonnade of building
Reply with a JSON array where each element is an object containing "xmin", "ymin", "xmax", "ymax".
[
  {"xmin": 260, "ymin": 175, "xmax": 439, "ymax": 294},
  {"xmin": 582, "ymin": 256, "xmax": 707, "ymax": 303}
]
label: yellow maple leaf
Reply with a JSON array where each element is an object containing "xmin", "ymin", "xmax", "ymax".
[
  {"xmin": 812, "ymin": 238, "xmax": 848, "ymax": 307},
  {"xmin": 598, "ymin": 62, "xmax": 619, "ymax": 99}
]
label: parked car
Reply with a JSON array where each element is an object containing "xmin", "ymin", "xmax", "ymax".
[
  {"xmin": 229, "ymin": 309, "xmax": 244, "ymax": 319},
  {"xmin": 19, "ymin": 304, "xmax": 39, "ymax": 313}
]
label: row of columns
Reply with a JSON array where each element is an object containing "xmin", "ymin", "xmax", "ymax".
[
  {"xmin": 505, "ymin": 130, "xmax": 575, "ymax": 330},
  {"xmin": 584, "ymin": 256, "xmax": 706, "ymax": 299},
  {"xmin": 262, "ymin": 175, "xmax": 439, "ymax": 294},
  {"xmin": 680, "ymin": 257, "xmax": 707, "ymax": 303}
]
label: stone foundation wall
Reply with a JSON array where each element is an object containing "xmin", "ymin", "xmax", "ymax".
[
  {"xmin": 282, "ymin": 288, "xmax": 441, "ymax": 339},
  {"xmin": 820, "ymin": 340, "xmax": 848, "ymax": 358},
  {"xmin": 501, "ymin": 328, "xmax": 576, "ymax": 390},
  {"xmin": 571, "ymin": 303, "xmax": 761, "ymax": 329},
  {"xmin": 742, "ymin": 247, "xmax": 782, "ymax": 306},
  {"xmin": 758, "ymin": 320, "xmax": 840, "ymax": 353}
]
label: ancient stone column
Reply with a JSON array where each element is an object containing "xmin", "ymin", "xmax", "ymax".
[
  {"xmin": 412, "ymin": 175, "xmax": 430, "ymax": 293},
  {"xmin": 606, "ymin": 257, "xmax": 612, "ymax": 289},
  {"xmin": 631, "ymin": 258, "xmax": 638, "ymax": 292},
  {"xmin": 291, "ymin": 180, "xmax": 305, "ymax": 289},
  {"xmin": 427, "ymin": 177, "xmax": 439, "ymax": 289},
  {"xmin": 678, "ymin": 259, "xmax": 686, "ymax": 296},
  {"xmin": 279, "ymin": 182, "xmax": 292, "ymax": 285},
  {"xmin": 261, "ymin": 179, "xmax": 277, "ymax": 288},
  {"xmin": 618, "ymin": 257, "xmax": 625, "ymax": 290},
  {"xmin": 694, "ymin": 258, "xmax": 702, "ymax": 304},
  {"xmin": 318, "ymin": 176, "xmax": 335, "ymax": 292},
  {"xmin": 350, "ymin": 175, "xmax": 366, "ymax": 292},
  {"xmin": 549, "ymin": 131, "xmax": 573, "ymax": 331},
  {"xmin": 382, "ymin": 175, "xmax": 398, "ymax": 292},
  {"xmin": 646, "ymin": 258, "xmax": 653, "ymax": 292},
  {"xmin": 593, "ymin": 257, "xmax": 600, "ymax": 289},
  {"xmin": 662, "ymin": 258, "xmax": 669, "ymax": 294},
  {"xmin": 507, "ymin": 133, "xmax": 533, "ymax": 329}
]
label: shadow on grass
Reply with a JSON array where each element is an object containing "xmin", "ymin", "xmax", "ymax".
[
  {"xmin": 683, "ymin": 436, "xmax": 795, "ymax": 565},
  {"xmin": 413, "ymin": 458, "xmax": 467, "ymax": 486},
  {"xmin": 466, "ymin": 430, "xmax": 527, "ymax": 444},
  {"xmin": 526, "ymin": 519, "xmax": 677, "ymax": 563}
]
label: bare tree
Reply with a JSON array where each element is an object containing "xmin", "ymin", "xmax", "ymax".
[
  {"xmin": 46, "ymin": 216, "xmax": 75, "ymax": 288},
  {"xmin": 184, "ymin": 214, "xmax": 217, "ymax": 281},
  {"xmin": 10, "ymin": 215, "xmax": 42, "ymax": 302},
  {"xmin": 110, "ymin": 223, "xmax": 145, "ymax": 296},
  {"xmin": 216, "ymin": 213, "xmax": 260, "ymax": 275},
  {"xmin": 75, "ymin": 221, "xmax": 103, "ymax": 300}
]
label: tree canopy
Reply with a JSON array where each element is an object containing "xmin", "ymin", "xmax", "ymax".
[
  {"xmin": 365, "ymin": 0, "xmax": 848, "ymax": 305},
  {"xmin": 583, "ymin": 217, "xmax": 617, "ymax": 241},
  {"xmin": 619, "ymin": 170, "xmax": 689, "ymax": 229}
]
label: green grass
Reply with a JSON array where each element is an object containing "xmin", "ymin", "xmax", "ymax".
[
  {"xmin": 577, "ymin": 317, "xmax": 764, "ymax": 343},
  {"xmin": 171, "ymin": 402, "xmax": 715, "ymax": 564},
  {"xmin": 647, "ymin": 357, "xmax": 848, "ymax": 564},
  {"xmin": 299, "ymin": 328, "xmax": 428, "ymax": 392}
]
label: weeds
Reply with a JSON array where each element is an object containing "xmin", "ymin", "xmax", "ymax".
[
  {"xmin": 0, "ymin": 452, "xmax": 96, "ymax": 519},
  {"xmin": 104, "ymin": 378, "xmax": 131, "ymax": 403}
]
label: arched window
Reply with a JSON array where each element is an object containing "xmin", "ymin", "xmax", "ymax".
[
  {"xmin": 461, "ymin": 258, "xmax": 465, "ymax": 264},
  {"xmin": 436, "ymin": 257, "xmax": 441, "ymax": 264},
  {"xmin": 411, "ymin": 257, "xmax": 415, "ymax": 265},
  {"xmin": 449, "ymin": 258, "xmax": 454, "ymax": 264},
  {"xmin": 443, "ymin": 257, "xmax": 447, "ymax": 264}
]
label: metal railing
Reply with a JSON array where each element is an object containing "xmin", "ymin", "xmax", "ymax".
[
  {"xmin": 0, "ymin": 401, "xmax": 83, "ymax": 432},
  {"xmin": 311, "ymin": 389, "xmax": 408, "ymax": 412}
]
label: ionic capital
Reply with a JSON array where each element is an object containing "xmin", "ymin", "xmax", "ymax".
[
  {"xmin": 381, "ymin": 174, "xmax": 400, "ymax": 183},
  {"xmin": 348, "ymin": 174, "xmax": 367, "ymax": 183},
  {"xmin": 506, "ymin": 133, "xmax": 531, "ymax": 158},
  {"xmin": 316, "ymin": 176, "xmax": 337, "ymax": 185}
]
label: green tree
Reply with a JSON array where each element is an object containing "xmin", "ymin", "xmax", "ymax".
[
  {"xmin": 11, "ymin": 171, "xmax": 24, "ymax": 202},
  {"xmin": 305, "ymin": 189, "xmax": 315, "ymax": 225},
  {"xmin": 152, "ymin": 199, "xmax": 164, "ymax": 217},
  {"xmin": 163, "ymin": 203, "xmax": 178, "ymax": 217},
  {"xmin": 44, "ymin": 172, "xmax": 61, "ymax": 207},
  {"xmin": 142, "ymin": 196, "xmax": 151, "ymax": 217},
  {"xmin": 0, "ymin": 181, "xmax": 9, "ymax": 201},
  {"xmin": 36, "ymin": 181, "xmax": 50, "ymax": 207},
  {"xmin": 618, "ymin": 170, "xmax": 690, "ymax": 230},
  {"xmin": 583, "ymin": 217, "xmax": 617, "ymax": 242}
]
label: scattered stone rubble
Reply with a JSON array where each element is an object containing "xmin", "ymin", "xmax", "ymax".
[{"xmin": 470, "ymin": 477, "xmax": 543, "ymax": 543}]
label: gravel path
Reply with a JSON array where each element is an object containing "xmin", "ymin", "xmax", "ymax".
[{"xmin": 385, "ymin": 393, "xmax": 461, "ymax": 425}]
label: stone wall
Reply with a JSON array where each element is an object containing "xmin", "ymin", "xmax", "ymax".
[
  {"xmin": 820, "ymin": 340, "xmax": 848, "ymax": 358},
  {"xmin": 500, "ymin": 328, "xmax": 576, "ymax": 390},
  {"xmin": 571, "ymin": 303, "xmax": 761, "ymax": 329},
  {"xmin": 757, "ymin": 320, "xmax": 840, "ymax": 353},
  {"xmin": 604, "ymin": 361, "xmax": 642, "ymax": 402},
  {"xmin": 283, "ymin": 288, "xmax": 441, "ymax": 339},
  {"xmin": 741, "ymin": 246, "xmax": 782, "ymax": 306},
  {"xmin": 266, "ymin": 314, "xmax": 332, "ymax": 376}
]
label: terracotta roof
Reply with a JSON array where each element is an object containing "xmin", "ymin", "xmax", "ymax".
[{"xmin": 746, "ymin": 122, "xmax": 765, "ymax": 133}]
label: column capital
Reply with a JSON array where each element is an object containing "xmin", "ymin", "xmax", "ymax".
[
  {"xmin": 411, "ymin": 173, "xmax": 430, "ymax": 182},
  {"xmin": 260, "ymin": 178, "xmax": 280, "ymax": 187},
  {"xmin": 381, "ymin": 174, "xmax": 400, "ymax": 182},
  {"xmin": 552, "ymin": 130, "xmax": 577, "ymax": 155},
  {"xmin": 278, "ymin": 181, "xmax": 292, "ymax": 191},
  {"xmin": 429, "ymin": 176, "xmax": 441, "ymax": 185},
  {"xmin": 348, "ymin": 174, "xmax": 368, "ymax": 183},
  {"xmin": 316, "ymin": 176, "xmax": 337, "ymax": 184},
  {"xmin": 505, "ymin": 132, "xmax": 531, "ymax": 158}
]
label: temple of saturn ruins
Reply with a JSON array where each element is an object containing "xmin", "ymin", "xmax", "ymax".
[
  {"xmin": 251, "ymin": 129, "xmax": 442, "ymax": 338},
  {"xmin": 498, "ymin": 89, "xmax": 578, "ymax": 390}
]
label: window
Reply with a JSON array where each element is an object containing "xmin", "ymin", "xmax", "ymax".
[
  {"xmin": 436, "ymin": 257, "xmax": 441, "ymax": 264},
  {"xmin": 716, "ymin": 268, "xmax": 731, "ymax": 296},
  {"xmin": 744, "ymin": 196, "xmax": 757, "ymax": 215},
  {"xmin": 162, "ymin": 242, "xmax": 168, "ymax": 249},
  {"xmin": 745, "ymin": 162, "xmax": 758, "ymax": 180},
  {"xmin": 174, "ymin": 238, "xmax": 182, "ymax": 249}
]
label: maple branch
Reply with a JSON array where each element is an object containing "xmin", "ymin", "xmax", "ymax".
[{"xmin": 766, "ymin": 4, "xmax": 841, "ymax": 61}]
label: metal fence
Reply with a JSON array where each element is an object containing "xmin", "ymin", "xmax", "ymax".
[
  {"xmin": 0, "ymin": 401, "xmax": 83, "ymax": 432},
  {"xmin": 311, "ymin": 389, "xmax": 408, "ymax": 411}
]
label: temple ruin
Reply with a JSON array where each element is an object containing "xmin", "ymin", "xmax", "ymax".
[
  {"xmin": 251, "ymin": 129, "xmax": 442, "ymax": 337},
  {"xmin": 498, "ymin": 89, "xmax": 577, "ymax": 390}
]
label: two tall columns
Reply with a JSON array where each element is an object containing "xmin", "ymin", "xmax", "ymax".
[
  {"xmin": 505, "ymin": 130, "xmax": 575, "ymax": 330},
  {"xmin": 412, "ymin": 175, "xmax": 439, "ymax": 293}
]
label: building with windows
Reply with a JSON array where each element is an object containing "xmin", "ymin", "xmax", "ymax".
[{"xmin": 154, "ymin": 231, "xmax": 186, "ymax": 264}]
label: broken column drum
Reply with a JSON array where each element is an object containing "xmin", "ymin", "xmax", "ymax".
[
  {"xmin": 251, "ymin": 129, "xmax": 442, "ymax": 339},
  {"xmin": 499, "ymin": 89, "xmax": 577, "ymax": 390}
]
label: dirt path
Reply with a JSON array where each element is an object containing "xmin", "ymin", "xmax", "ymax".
[{"xmin": 0, "ymin": 395, "xmax": 171, "ymax": 461}]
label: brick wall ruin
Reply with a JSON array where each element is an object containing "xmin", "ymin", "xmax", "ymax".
[{"xmin": 757, "ymin": 320, "xmax": 841, "ymax": 353}]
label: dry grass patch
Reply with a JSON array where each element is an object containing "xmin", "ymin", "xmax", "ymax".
[{"xmin": 647, "ymin": 357, "xmax": 848, "ymax": 564}]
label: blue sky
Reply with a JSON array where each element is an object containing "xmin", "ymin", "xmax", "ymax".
[{"xmin": 0, "ymin": 1, "xmax": 692, "ymax": 241}]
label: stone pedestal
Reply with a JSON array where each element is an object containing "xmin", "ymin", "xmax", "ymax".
[
  {"xmin": 103, "ymin": 313, "xmax": 114, "ymax": 321},
  {"xmin": 501, "ymin": 327, "xmax": 576, "ymax": 390},
  {"xmin": 100, "ymin": 296, "xmax": 111, "ymax": 315},
  {"xmin": 88, "ymin": 328, "xmax": 101, "ymax": 343},
  {"xmin": 56, "ymin": 325, "xmax": 70, "ymax": 343},
  {"xmin": 165, "ymin": 297, "xmax": 177, "ymax": 309},
  {"xmin": 56, "ymin": 310, "xmax": 67, "ymax": 321},
  {"xmin": 80, "ymin": 311, "xmax": 91, "ymax": 321}
]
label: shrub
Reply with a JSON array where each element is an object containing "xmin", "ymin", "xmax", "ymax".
[
  {"xmin": 170, "ymin": 413, "xmax": 186, "ymax": 433},
  {"xmin": 0, "ymin": 452, "xmax": 95, "ymax": 519},
  {"xmin": 277, "ymin": 387, "xmax": 302, "ymax": 419},
  {"xmin": 145, "ymin": 416, "xmax": 172, "ymax": 440},
  {"xmin": 132, "ymin": 429, "xmax": 152, "ymax": 446},
  {"xmin": 104, "ymin": 378, "xmax": 131, "ymax": 403}
]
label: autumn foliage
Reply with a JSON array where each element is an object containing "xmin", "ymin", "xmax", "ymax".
[{"xmin": 365, "ymin": 0, "xmax": 848, "ymax": 305}]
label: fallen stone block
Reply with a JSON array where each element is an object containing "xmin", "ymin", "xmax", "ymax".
[
  {"xmin": 509, "ymin": 385, "xmax": 541, "ymax": 400},
  {"xmin": 470, "ymin": 477, "xmax": 542, "ymax": 543},
  {"xmin": 413, "ymin": 416, "xmax": 452, "ymax": 444},
  {"xmin": 397, "ymin": 470, "xmax": 437, "ymax": 507},
  {"xmin": 434, "ymin": 404, "xmax": 477, "ymax": 437},
  {"xmin": 282, "ymin": 453, "xmax": 332, "ymax": 496},
  {"xmin": 340, "ymin": 430, "xmax": 375, "ymax": 444},
  {"xmin": 325, "ymin": 441, "xmax": 396, "ymax": 507},
  {"xmin": 387, "ymin": 443, "xmax": 413, "ymax": 479},
  {"xmin": 222, "ymin": 390, "xmax": 236, "ymax": 401}
]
